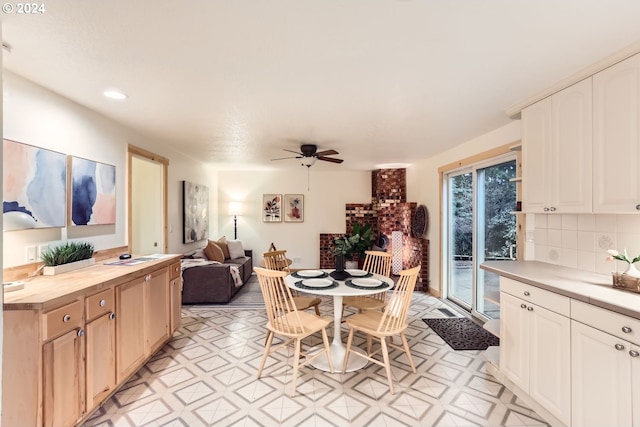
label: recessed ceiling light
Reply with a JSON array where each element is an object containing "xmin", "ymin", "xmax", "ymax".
[{"xmin": 103, "ymin": 90, "xmax": 127, "ymax": 100}]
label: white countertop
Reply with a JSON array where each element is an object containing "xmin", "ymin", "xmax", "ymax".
[{"xmin": 481, "ymin": 261, "xmax": 640, "ymax": 320}]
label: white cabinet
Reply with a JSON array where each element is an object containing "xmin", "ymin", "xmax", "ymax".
[
  {"xmin": 522, "ymin": 78, "xmax": 592, "ymax": 213},
  {"xmin": 499, "ymin": 278, "xmax": 571, "ymax": 426},
  {"xmin": 593, "ymin": 52, "xmax": 640, "ymax": 213},
  {"xmin": 571, "ymin": 300, "xmax": 640, "ymax": 427}
]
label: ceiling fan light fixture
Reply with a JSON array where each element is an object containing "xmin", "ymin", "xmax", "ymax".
[
  {"xmin": 301, "ymin": 157, "xmax": 316, "ymax": 167},
  {"xmin": 103, "ymin": 89, "xmax": 128, "ymax": 100}
]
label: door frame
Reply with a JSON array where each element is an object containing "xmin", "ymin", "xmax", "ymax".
[{"xmin": 127, "ymin": 145, "xmax": 169, "ymax": 253}]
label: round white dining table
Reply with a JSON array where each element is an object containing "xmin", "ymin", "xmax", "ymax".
[{"xmin": 285, "ymin": 269, "xmax": 394, "ymax": 372}]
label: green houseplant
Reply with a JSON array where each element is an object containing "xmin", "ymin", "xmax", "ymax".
[
  {"xmin": 41, "ymin": 241, "xmax": 95, "ymax": 275},
  {"xmin": 332, "ymin": 222, "xmax": 374, "ymax": 263}
]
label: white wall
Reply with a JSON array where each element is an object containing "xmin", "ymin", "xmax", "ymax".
[
  {"xmin": 216, "ymin": 169, "xmax": 371, "ymax": 268},
  {"xmin": 407, "ymin": 121, "xmax": 522, "ymax": 294},
  {"xmin": 2, "ymin": 71, "xmax": 215, "ymax": 267}
]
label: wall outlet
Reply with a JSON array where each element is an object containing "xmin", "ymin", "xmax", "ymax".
[{"xmin": 25, "ymin": 246, "xmax": 37, "ymax": 263}]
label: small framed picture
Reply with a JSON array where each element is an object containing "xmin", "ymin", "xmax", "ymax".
[
  {"xmin": 284, "ymin": 194, "xmax": 304, "ymax": 222},
  {"xmin": 262, "ymin": 194, "xmax": 282, "ymax": 222}
]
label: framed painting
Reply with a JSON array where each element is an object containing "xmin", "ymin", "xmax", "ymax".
[
  {"xmin": 284, "ymin": 194, "xmax": 304, "ymax": 222},
  {"xmin": 70, "ymin": 156, "xmax": 116, "ymax": 226},
  {"xmin": 3, "ymin": 139, "xmax": 67, "ymax": 229},
  {"xmin": 183, "ymin": 180, "xmax": 209, "ymax": 243},
  {"xmin": 262, "ymin": 194, "xmax": 282, "ymax": 222}
]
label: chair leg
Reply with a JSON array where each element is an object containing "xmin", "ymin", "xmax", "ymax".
[
  {"xmin": 314, "ymin": 304, "xmax": 321, "ymax": 316},
  {"xmin": 290, "ymin": 338, "xmax": 301, "ymax": 396},
  {"xmin": 366, "ymin": 334, "xmax": 373, "ymax": 355},
  {"xmin": 342, "ymin": 328, "xmax": 355, "ymax": 373},
  {"xmin": 258, "ymin": 331, "xmax": 274, "ymax": 378},
  {"xmin": 321, "ymin": 327, "xmax": 333, "ymax": 373},
  {"xmin": 400, "ymin": 332, "xmax": 416, "ymax": 373},
  {"xmin": 380, "ymin": 337, "xmax": 394, "ymax": 395}
]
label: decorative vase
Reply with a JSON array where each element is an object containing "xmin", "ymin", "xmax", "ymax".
[
  {"xmin": 334, "ymin": 254, "xmax": 345, "ymax": 272},
  {"xmin": 623, "ymin": 263, "xmax": 640, "ymax": 278}
]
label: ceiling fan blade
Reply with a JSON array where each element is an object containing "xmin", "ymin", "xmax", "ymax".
[
  {"xmin": 271, "ymin": 155, "xmax": 302, "ymax": 161},
  {"xmin": 317, "ymin": 156, "xmax": 344, "ymax": 164},
  {"xmin": 282, "ymin": 148, "xmax": 303, "ymax": 156},
  {"xmin": 315, "ymin": 149, "xmax": 339, "ymax": 157}
]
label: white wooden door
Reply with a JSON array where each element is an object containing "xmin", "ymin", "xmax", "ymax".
[
  {"xmin": 571, "ymin": 320, "xmax": 632, "ymax": 427},
  {"xmin": 500, "ymin": 292, "xmax": 529, "ymax": 391},
  {"xmin": 552, "ymin": 78, "xmax": 593, "ymax": 213},
  {"xmin": 593, "ymin": 53, "xmax": 640, "ymax": 213},
  {"xmin": 522, "ymin": 97, "xmax": 553, "ymax": 213}
]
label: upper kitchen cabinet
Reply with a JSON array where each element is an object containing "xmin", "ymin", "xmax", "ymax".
[
  {"xmin": 522, "ymin": 78, "xmax": 593, "ymax": 213},
  {"xmin": 593, "ymin": 53, "xmax": 640, "ymax": 213}
]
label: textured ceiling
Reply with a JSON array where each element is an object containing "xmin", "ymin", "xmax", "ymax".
[{"xmin": 3, "ymin": 1, "xmax": 640, "ymax": 171}]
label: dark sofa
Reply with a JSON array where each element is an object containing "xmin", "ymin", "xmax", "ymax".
[{"xmin": 181, "ymin": 249, "xmax": 253, "ymax": 304}]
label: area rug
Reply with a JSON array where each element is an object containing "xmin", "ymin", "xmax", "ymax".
[
  {"xmin": 225, "ymin": 276, "xmax": 265, "ymax": 309},
  {"xmin": 422, "ymin": 317, "xmax": 499, "ymax": 350}
]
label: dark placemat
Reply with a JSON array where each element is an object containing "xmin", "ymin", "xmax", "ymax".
[
  {"xmin": 294, "ymin": 280, "xmax": 338, "ymax": 291},
  {"xmin": 422, "ymin": 317, "xmax": 499, "ymax": 350},
  {"xmin": 291, "ymin": 271, "xmax": 329, "ymax": 279},
  {"xmin": 344, "ymin": 279, "xmax": 389, "ymax": 290}
]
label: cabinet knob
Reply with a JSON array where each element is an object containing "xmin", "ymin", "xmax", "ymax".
[
  {"xmin": 636, "ymin": 204, "xmax": 640, "ymax": 211},
  {"xmin": 630, "ymin": 350, "xmax": 640, "ymax": 357},
  {"xmin": 544, "ymin": 207, "xmax": 550, "ymax": 212},
  {"xmin": 615, "ymin": 343, "xmax": 625, "ymax": 351},
  {"xmin": 524, "ymin": 291, "xmax": 530, "ymax": 296},
  {"xmin": 622, "ymin": 326, "xmax": 632, "ymax": 334},
  {"xmin": 77, "ymin": 329, "xmax": 85, "ymax": 337},
  {"xmin": 99, "ymin": 299, "xmax": 106, "ymax": 307},
  {"xmin": 520, "ymin": 303, "xmax": 527, "ymax": 309},
  {"xmin": 549, "ymin": 207, "xmax": 556, "ymax": 212},
  {"xmin": 145, "ymin": 274, "xmax": 152, "ymax": 282},
  {"xmin": 63, "ymin": 314, "xmax": 72, "ymax": 323},
  {"xmin": 109, "ymin": 312, "xmax": 116, "ymax": 321},
  {"xmin": 527, "ymin": 306, "xmax": 533, "ymax": 311}
]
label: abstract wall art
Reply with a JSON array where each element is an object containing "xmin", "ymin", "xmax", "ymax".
[
  {"xmin": 284, "ymin": 194, "xmax": 304, "ymax": 222},
  {"xmin": 183, "ymin": 180, "xmax": 209, "ymax": 243},
  {"xmin": 3, "ymin": 139, "xmax": 67, "ymax": 229},
  {"xmin": 70, "ymin": 156, "xmax": 116, "ymax": 226}
]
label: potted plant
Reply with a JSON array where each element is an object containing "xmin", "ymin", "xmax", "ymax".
[
  {"xmin": 333, "ymin": 222, "xmax": 373, "ymax": 269},
  {"xmin": 41, "ymin": 241, "xmax": 95, "ymax": 275}
]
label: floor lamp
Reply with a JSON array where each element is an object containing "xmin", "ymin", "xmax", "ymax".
[{"xmin": 228, "ymin": 202, "xmax": 243, "ymax": 240}]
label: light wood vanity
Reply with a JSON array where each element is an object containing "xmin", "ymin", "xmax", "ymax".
[{"xmin": 2, "ymin": 255, "xmax": 182, "ymax": 427}]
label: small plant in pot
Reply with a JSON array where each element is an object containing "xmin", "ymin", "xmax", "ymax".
[
  {"xmin": 41, "ymin": 241, "xmax": 95, "ymax": 275},
  {"xmin": 333, "ymin": 222, "xmax": 373, "ymax": 269}
]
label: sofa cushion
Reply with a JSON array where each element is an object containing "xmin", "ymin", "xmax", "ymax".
[
  {"xmin": 216, "ymin": 236, "xmax": 231, "ymax": 259},
  {"xmin": 227, "ymin": 240, "xmax": 245, "ymax": 259},
  {"xmin": 204, "ymin": 241, "xmax": 225, "ymax": 263}
]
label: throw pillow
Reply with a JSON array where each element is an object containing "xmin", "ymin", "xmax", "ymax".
[
  {"xmin": 216, "ymin": 236, "xmax": 231, "ymax": 259},
  {"xmin": 204, "ymin": 241, "xmax": 225, "ymax": 263},
  {"xmin": 192, "ymin": 248, "xmax": 207, "ymax": 260},
  {"xmin": 227, "ymin": 240, "xmax": 245, "ymax": 259}
]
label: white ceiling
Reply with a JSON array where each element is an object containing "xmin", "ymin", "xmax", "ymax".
[{"xmin": 3, "ymin": 1, "xmax": 640, "ymax": 171}]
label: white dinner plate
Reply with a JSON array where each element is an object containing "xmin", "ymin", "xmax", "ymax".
[
  {"xmin": 302, "ymin": 278, "xmax": 333, "ymax": 288},
  {"xmin": 345, "ymin": 269, "xmax": 368, "ymax": 276},
  {"xmin": 352, "ymin": 278, "xmax": 383, "ymax": 287},
  {"xmin": 297, "ymin": 269, "xmax": 324, "ymax": 278}
]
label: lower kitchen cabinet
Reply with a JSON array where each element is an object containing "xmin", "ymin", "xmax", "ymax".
[{"xmin": 116, "ymin": 277, "xmax": 147, "ymax": 383}]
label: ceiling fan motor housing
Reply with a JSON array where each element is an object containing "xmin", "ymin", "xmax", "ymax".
[{"xmin": 300, "ymin": 144, "xmax": 318, "ymax": 157}]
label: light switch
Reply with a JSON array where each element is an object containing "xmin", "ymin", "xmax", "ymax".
[{"xmin": 26, "ymin": 246, "xmax": 36, "ymax": 262}]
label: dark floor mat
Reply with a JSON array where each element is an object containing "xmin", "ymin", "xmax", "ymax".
[{"xmin": 422, "ymin": 317, "xmax": 499, "ymax": 350}]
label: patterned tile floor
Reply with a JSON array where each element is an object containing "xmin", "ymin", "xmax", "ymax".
[{"xmin": 82, "ymin": 290, "xmax": 549, "ymax": 427}]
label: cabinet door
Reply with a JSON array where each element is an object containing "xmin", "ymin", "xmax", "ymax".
[
  {"xmin": 593, "ymin": 53, "xmax": 640, "ymax": 213},
  {"xmin": 500, "ymin": 292, "xmax": 530, "ymax": 390},
  {"xmin": 42, "ymin": 328, "xmax": 85, "ymax": 427},
  {"xmin": 85, "ymin": 311, "xmax": 116, "ymax": 411},
  {"xmin": 529, "ymin": 303, "xmax": 571, "ymax": 425},
  {"xmin": 170, "ymin": 277, "xmax": 182, "ymax": 334},
  {"xmin": 522, "ymin": 97, "xmax": 553, "ymax": 213},
  {"xmin": 552, "ymin": 78, "xmax": 592, "ymax": 213},
  {"xmin": 116, "ymin": 279, "xmax": 146, "ymax": 383},
  {"xmin": 571, "ymin": 320, "xmax": 632, "ymax": 427},
  {"xmin": 632, "ymin": 344, "xmax": 640, "ymax": 427},
  {"xmin": 146, "ymin": 268, "xmax": 170, "ymax": 354}
]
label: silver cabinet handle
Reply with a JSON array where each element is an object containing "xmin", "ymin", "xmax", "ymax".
[
  {"xmin": 527, "ymin": 306, "xmax": 533, "ymax": 311},
  {"xmin": 99, "ymin": 299, "xmax": 106, "ymax": 307},
  {"xmin": 622, "ymin": 326, "xmax": 632, "ymax": 333},
  {"xmin": 549, "ymin": 207, "xmax": 556, "ymax": 212},
  {"xmin": 524, "ymin": 291, "xmax": 530, "ymax": 296},
  {"xmin": 543, "ymin": 207, "xmax": 549, "ymax": 212},
  {"xmin": 615, "ymin": 343, "xmax": 625, "ymax": 351},
  {"xmin": 630, "ymin": 350, "xmax": 640, "ymax": 357},
  {"xmin": 77, "ymin": 329, "xmax": 85, "ymax": 337},
  {"xmin": 636, "ymin": 204, "xmax": 640, "ymax": 211},
  {"xmin": 520, "ymin": 304, "xmax": 527, "ymax": 309},
  {"xmin": 145, "ymin": 274, "xmax": 152, "ymax": 282},
  {"xmin": 63, "ymin": 314, "xmax": 71, "ymax": 323},
  {"xmin": 109, "ymin": 312, "xmax": 116, "ymax": 321}
]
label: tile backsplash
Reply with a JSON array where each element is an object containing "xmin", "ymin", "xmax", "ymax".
[{"xmin": 531, "ymin": 214, "xmax": 640, "ymax": 275}]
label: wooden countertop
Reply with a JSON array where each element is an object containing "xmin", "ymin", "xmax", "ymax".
[
  {"xmin": 3, "ymin": 254, "xmax": 182, "ymax": 311},
  {"xmin": 481, "ymin": 260, "xmax": 640, "ymax": 320}
]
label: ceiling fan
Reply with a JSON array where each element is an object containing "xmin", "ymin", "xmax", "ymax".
[{"xmin": 271, "ymin": 144, "xmax": 344, "ymax": 167}]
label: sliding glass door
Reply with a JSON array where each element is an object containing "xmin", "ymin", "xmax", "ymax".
[{"xmin": 444, "ymin": 156, "xmax": 517, "ymax": 319}]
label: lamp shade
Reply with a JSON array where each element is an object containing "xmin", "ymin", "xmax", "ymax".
[{"xmin": 228, "ymin": 202, "xmax": 243, "ymax": 216}]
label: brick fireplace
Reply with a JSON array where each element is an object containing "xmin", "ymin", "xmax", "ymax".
[{"xmin": 320, "ymin": 168, "xmax": 429, "ymax": 291}]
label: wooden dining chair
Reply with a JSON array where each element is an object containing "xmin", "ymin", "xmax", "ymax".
[
  {"xmin": 342, "ymin": 265, "xmax": 420, "ymax": 395},
  {"xmin": 254, "ymin": 267, "xmax": 333, "ymax": 396},
  {"xmin": 263, "ymin": 249, "xmax": 322, "ymax": 315},
  {"xmin": 343, "ymin": 250, "xmax": 393, "ymax": 314}
]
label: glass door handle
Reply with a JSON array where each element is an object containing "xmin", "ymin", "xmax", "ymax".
[{"xmin": 509, "ymin": 244, "xmax": 517, "ymax": 260}]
